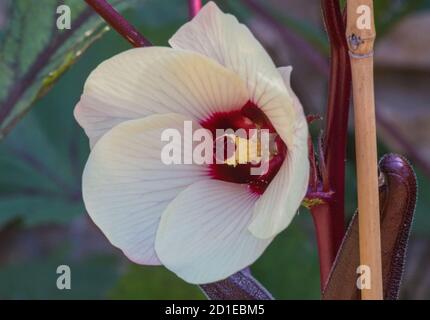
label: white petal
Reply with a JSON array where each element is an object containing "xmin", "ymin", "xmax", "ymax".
[
  {"xmin": 169, "ymin": 2, "xmax": 297, "ymax": 150},
  {"xmin": 169, "ymin": 2, "xmax": 283, "ymax": 103},
  {"xmin": 82, "ymin": 113, "xmax": 208, "ymax": 265},
  {"xmin": 75, "ymin": 46, "xmax": 249, "ymax": 147},
  {"xmin": 248, "ymin": 147, "xmax": 309, "ymax": 239},
  {"xmin": 155, "ymin": 180, "xmax": 273, "ymax": 284},
  {"xmin": 248, "ymin": 67, "xmax": 310, "ymax": 239}
]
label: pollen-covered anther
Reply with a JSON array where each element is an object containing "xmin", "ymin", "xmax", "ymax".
[{"xmin": 223, "ymin": 132, "xmax": 264, "ymax": 167}]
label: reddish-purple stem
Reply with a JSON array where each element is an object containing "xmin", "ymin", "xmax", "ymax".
[
  {"xmin": 311, "ymin": 0, "xmax": 351, "ymax": 288},
  {"xmin": 84, "ymin": 0, "xmax": 151, "ymax": 47},
  {"xmin": 188, "ymin": 0, "xmax": 202, "ymax": 19},
  {"xmin": 311, "ymin": 204, "xmax": 335, "ymax": 289}
]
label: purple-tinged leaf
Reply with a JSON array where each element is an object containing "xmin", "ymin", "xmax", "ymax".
[
  {"xmin": 200, "ymin": 268, "xmax": 273, "ymax": 300},
  {"xmin": 323, "ymin": 154, "xmax": 417, "ymax": 299}
]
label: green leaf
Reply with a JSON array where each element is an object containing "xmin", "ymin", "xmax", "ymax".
[
  {"xmin": 0, "ymin": 100, "xmax": 86, "ymax": 226},
  {"xmin": 0, "ymin": 35, "xmax": 122, "ymax": 227},
  {"xmin": 110, "ymin": 265, "xmax": 205, "ymax": 299},
  {"xmin": 0, "ymin": 0, "xmax": 137, "ymax": 139}
]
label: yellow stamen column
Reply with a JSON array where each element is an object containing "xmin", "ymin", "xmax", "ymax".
[{"xmin": 346, "ymin": 0, "xmax": 383, "ymax": 300}]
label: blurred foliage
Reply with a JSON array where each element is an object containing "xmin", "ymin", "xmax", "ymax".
[
  {"xmin": 0, "ymin": 250, "xmax": 120, "ymax": 299},
  {"xmin": 413, "ymin": 169, "xmax": 430, "ymax": 235},
  {"xmin": 0, "ymin": 29, "xmax": 119, "ymax": 227},
  {"xmin": 0, "ymin": 0, "xmax": 136, "ymax": 139},
  {"xmin": 220, "ymin": 0, "xmax": 329, "ymax": 55},
  {"xmin": 234, "ymin": 0, "xmax": 430, "ymax": 55},
  {"xmin": 0, "ymin": 0, "xmax": 428, "ymax": 300},
  {"xmin": 373, "ymin": 0, "xmax": 430, "ymax": 36},
  {"xmin": 0, "ymin": 96, "xmax": 86, "ymax": 226},
  {"xmin": 252, "ymin": 212, "xmax": 320, "ymax": 299},
  {"xmin": 110, "ymin": 265, "xmax": 205, "ymax": 299}
]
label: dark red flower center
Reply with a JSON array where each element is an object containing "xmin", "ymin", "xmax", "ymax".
[{"xmin": 200, "ymin": 101, "xmax": 287, "ymax": 195}]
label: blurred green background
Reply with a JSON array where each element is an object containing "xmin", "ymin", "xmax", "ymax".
[{"xmin": 0, "ymin": 0, "xmax": 429, "ymax": 299}]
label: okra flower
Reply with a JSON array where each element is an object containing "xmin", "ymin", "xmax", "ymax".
[{"xmin": 75, "ymin": 2, "xmax": 309, "ymax": 284}]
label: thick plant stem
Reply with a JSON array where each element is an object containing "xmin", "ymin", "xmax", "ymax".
[
  {"xmin": 188, "ymin": 0, "xmax": 202, "ymax": 19},
  {"xmin": 85, "ymin": 0, "xmax": 151, "ymax": 47},
  {"xmin": 320, "ymin": 0, "xmax": 351, "ymax": 275},
  {"xmin": 310, "ymin": 204, "xmax": 337, "ymax": 290}
]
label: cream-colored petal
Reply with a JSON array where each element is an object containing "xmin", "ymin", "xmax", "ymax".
[
  {"xmin": 155, "ymin": 180, "xmax": 273, "ymax": 284},
  {"xmin": 82, "ymin": 113, "xmax": 208, "ymax": 265},
  {"xmin": 169, "ymin": 2, "xmax": 296, "ymax": 147},
  {"xmin": 75, "ymin": 46, "xmax": 249, "ymax": 147},
  {"xmin": 248, "ymin": 67, "xmax": 309, "ymax": 239},
  {"xmin": 248, "ymin": 144, "xmax": 309, "ymax": 239}
]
